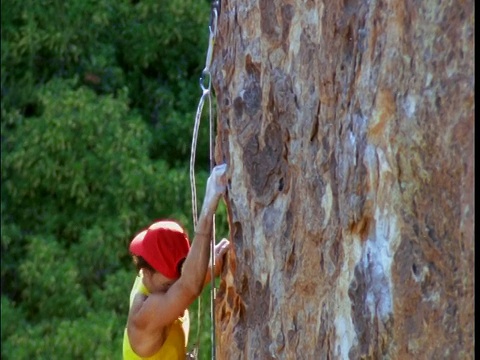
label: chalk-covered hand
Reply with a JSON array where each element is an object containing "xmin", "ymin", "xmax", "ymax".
[
  {"xmin": 213, "ymin": 238, "xmax": 230, "ymax": 277},
  {"xmin": 204, "ymin": 163, "xmax": 228, "ymax": 212},
  {"xmin": 207, "ymin": 163, "xmax": 228, "ymax": 194}
]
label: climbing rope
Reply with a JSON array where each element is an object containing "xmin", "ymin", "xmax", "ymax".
[{"xmin": 189, "ymin": 1, "xmax": 220, "ymax": 359}]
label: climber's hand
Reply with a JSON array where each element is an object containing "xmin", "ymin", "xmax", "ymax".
[
  {"xmin": 204, "ymin": 164, "xmax": 228, "ymax": 211},
  {"xmin": 213, "ymin": 238, "xmax": 230, "ymax": 276},
  {"xmin": 208, "ymin": 163, "xmax": 228, "ymax": 194}
]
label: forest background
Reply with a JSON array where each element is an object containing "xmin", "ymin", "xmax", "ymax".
[{"xmin": 1, "ymin": 0, "xmax": 229, "ymax": 358}]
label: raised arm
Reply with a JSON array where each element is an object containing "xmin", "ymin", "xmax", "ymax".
[
  {"xmin": 179, "ymin": 163, "xmax": 228, "ymax": 296},
  {"xmin": 129, "ymin": 164, "xmax": 228, "ymax": 335}
]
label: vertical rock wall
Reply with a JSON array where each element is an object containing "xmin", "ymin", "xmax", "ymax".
[{"xmin": 211, "ymin": 0, "xmax": 474, "ymax": 358}]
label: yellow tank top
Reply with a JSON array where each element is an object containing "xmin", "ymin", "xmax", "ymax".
[{"xmin": 123, "ymin": 273, "xmax": 189, "ymax": 360}]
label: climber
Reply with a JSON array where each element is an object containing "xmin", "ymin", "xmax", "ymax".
[{"xmin": 123, "ymin": 163, "xmax": 230, "ymax": 359}]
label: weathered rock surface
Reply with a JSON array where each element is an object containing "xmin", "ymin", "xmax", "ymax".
[{"xmin": 211, "ymin": 0, "xmax": 474, "ymax": 358}]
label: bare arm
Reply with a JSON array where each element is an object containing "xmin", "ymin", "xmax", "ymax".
[
  {"xmin": 179, "ymin": 163, "xmax": 228, "ymax": 296},
  {"xmin": 128, "ymin": 164, "xmax": 228, "ymax": 350}
]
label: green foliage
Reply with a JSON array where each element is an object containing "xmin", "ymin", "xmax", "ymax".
[
  {"xmin": 1, "ymin": 0, "xmax": 228, "ymax": 360},
  {"xmin": 188, "ymin": 286, "xmax": 215, "ymax": 359},
  {"xmin": 2, "ymin": 78, "xmax": 154, "ymax": 239},
  {"xmin": 91, "ymin": 269, "xmax": 132, "ymax": 315},
  {"xmin": 1, "ymin": 0, "xmax": 212, "ymax": 166},
  {"xmin": 2, "ymin": 311, "xmax": 124, "ymax": 360},
  {"xmin": 1, "ymin": 0, "xmax": 227, "ymax": 358},
  {"xmin": 1, "ymin": 296, "xmax": 26, "ymax": 342},
  {"xmin": 19, "ymin": 235, "xmax": 90, "ymax": 320}
]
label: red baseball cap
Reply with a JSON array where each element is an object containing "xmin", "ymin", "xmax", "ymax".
[{"xmin": 129, "ymin": 220, "xmax": 190, "ymax": 279}]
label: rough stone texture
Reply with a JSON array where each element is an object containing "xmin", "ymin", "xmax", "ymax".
[{"xmin": 210, "ymin": 0, "xmax": 474, "ymax": 358}]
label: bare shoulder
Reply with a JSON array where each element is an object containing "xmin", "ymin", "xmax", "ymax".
[
  {"xmin": 130, "ymin": 292, "xmax": 147, "ymax": 315},
  {"xmin": 127, "ymin": 293, "xmax": 169, "ymax": 356}
]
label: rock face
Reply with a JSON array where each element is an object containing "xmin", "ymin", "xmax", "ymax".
[{"xmin": 211, "ymin": 0, "xmax": 474, "ymax": 358}]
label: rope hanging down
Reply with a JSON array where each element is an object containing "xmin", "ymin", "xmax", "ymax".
[{"xmin": 189, "ymin": 1, "xmax": 220, "ymax": 359}]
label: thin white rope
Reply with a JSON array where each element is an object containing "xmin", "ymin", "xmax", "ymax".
[
  {"xmin": 190, "ymin": 88, "xmax": 210, "ymax": 229},
  {"xmin": 208, "ymin": 70, "xmax": 217, "ymax": 360},
  {"xmin": 189, "ymin": 4, "xmax": 219, "ymax": 359},
  {"xmin": 189, "ymin": 87, "xmax": 210, "ymax": 360},
  {"xmin": 207, "ymin": 10, "xmax": 218, "ymax": 357}
]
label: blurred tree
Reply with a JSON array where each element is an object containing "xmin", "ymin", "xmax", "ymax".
[
  {"xmin": 2, "ymin": 78, "xmax": 154, "ymax": 240},
  {"xmin": 1, "ymin": 0, "xmax": 226, "ymax": 358},
  {"xmin": 1, "ymin": 0, "xmax": 212, "ymax": 167}
]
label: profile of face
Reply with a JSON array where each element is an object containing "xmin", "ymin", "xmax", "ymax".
[{"xmin": 143, "ymin": 269, "xmax": 177, "ymax": 294}]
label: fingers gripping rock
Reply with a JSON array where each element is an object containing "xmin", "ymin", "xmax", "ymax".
[
  {"xmin": 209, "ymin": 164, "xmax": 228, "ymax": 194},
  {"xmin": 204, "ymin": 164, "xmax": 228, "ymax": 210}
]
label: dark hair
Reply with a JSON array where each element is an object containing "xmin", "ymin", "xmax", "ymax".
[
  {"xmin": 132, "ymin": 255, "xmax": 186, "ymax": 278},
  {"xmin": 176, "ymin": 258, "xmax": 186, "ymax": 276},
  {"xmin": 132, "ymin": 255, "xmax": 155, "ymax": 273}
]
